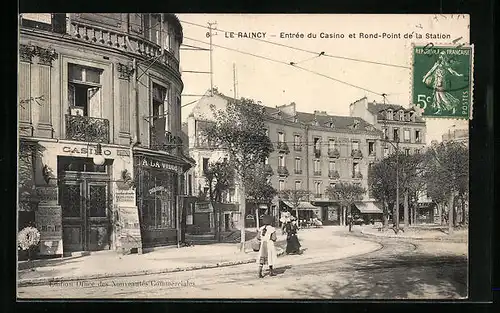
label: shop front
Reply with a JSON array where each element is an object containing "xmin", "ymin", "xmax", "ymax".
[
  {"xmin": 281, "ymin": 201, "xmax": 322, "ymax": 227},
  {"xmin": 352, "ymin": 201, "xmax": 384, "ymax": 224},
  {"xmin": 134, "ymin": 152, "xmax": 187, "ymax": 248}
]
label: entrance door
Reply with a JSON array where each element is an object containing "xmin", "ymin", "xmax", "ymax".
[{"xmin": 60, "ymin": 179, "xmax": 110, "ymax": 252}]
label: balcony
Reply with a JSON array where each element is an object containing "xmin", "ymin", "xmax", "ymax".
[
  {"xmin": 328, "ymin": 170, "xmax": 340, "ymax": 179},
  {"xmin": 65, "ymin": 114, "xmax": 109, "ymax": 143},
  {"xmin": 314, "ymin": 149, "xmax": 321, "ymax": 158},
  {"xmin": 328, "ymin": 148, "xmax": 340, "ymax": 158},
  {"xmin": 277, "ymin": 166, "xmax": 289, "ymax": 177},
  {"xmin": 351, "ymin": 149, "xmax": 363, "ymax": 159},
  {"xmin": 150, "ymin": 131, "xmax": 181, "ymax": 153},
  {"xmin": 314, "ymin": 193, "xmax": 323, "ymax": 199},
  {"xmin": 293, "ymin": 144, "xmax": 302, "ymax": 152},
  {"xmin": 68, "ymin": 20, "xmax": 179, "ymax": 75},
  {"xmin": 276, "ymin": 142, "xmax": 290, "ymax": 154},
  {"xmin": 264, "ymin": 164, "xmax": 274, "ymax": 176},
  {"xmin": 352, "ymin": 172, "xmax": 363, "ymax": 179},
  {"xmin": 313, "ymin": 171, "xmax": 322, "ymax": 176},
  {"xmin": 294, "ymin": 169, "xmax": 303, "ymax": 175}
]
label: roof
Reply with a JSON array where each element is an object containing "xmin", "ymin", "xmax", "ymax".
[
  {"xmin": 206, "ymin": 91, "xmax": 380, "ymax": 134},
  {"xmin": 354, "ymin": 201, "xmax": 383, "ymax": 214},
  {"xmin": 367, "ymin": 102, "xmax": 425, "ymax": 123},
  {"xmin": 283, "ymin": 201, "xmax": 321, "ymax": 211}
]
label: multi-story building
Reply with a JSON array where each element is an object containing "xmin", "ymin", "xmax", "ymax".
[
  {"xmin": 186, "ymin": 91, "xmax": 384, "ymax": 227},
  {"xmin": 442, "ymin": 128, "xmax": 468, "ymax": 147},
  {"xmin": 349, "ymin": 97, "xmax": 427, "ymax": 156},
  {"xmin": 18, "ymin": 13, "xmax": 193, "ymax": 257}
]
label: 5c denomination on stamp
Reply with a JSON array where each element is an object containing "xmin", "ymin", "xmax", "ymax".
[{"xmin": 411, "ymin": 44, "xmax": 474, "ymax": 119}]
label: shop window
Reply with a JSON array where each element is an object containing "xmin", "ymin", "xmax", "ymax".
[
  {"xmin": 68, "ymin": 64, "xmax": 103, "ymax": 117},
  {"xmin": 58, "ymin": 156, "xmax": 107, "ymax": 173}
]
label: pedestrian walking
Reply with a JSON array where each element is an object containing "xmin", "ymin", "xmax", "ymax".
[
  {"xmin": 284, "ymin": 217, "xmax": 301, "ymax": 255},
  {"xmin": 257, "ymin": 215, "xmax": 278, "ymax": 278}
]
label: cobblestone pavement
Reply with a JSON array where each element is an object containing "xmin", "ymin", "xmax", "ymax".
[{"xmin": 17, "ymin": 229, "xmax": 467, "ymax": 299}]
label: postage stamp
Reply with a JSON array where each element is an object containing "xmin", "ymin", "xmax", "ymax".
[{"xmin": 411, "ymin": 44, "xmax": 474, "ymax": 120}]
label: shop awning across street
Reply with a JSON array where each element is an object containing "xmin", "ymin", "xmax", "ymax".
[
  {"xmin": 283, "ymin": 201, "xmax": 321, "ymax": 211},
  {"xmin": 354, "ymin": 202, "xmax": 383, "ymax": 214}
]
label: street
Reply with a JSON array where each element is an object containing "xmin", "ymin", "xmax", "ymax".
[{"xmin": 17, "ymin": 230, "xmax": 467, "ymax": 299}]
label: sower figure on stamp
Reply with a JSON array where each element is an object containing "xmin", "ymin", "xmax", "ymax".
[
  {"xmin": 257, "ymin": 215, "xmax": 278, "ymax": 278},
  {"xmin": 422, "ymin": 51, "xmax": 464, "ymax": 114}
]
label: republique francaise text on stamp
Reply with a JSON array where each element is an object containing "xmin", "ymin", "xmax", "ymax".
[{"xmin": 411, "ymin": 44, "xmax": 474, "ymax": 120}]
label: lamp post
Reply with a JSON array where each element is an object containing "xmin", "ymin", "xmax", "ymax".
[{"xmin": 382, "ymin": 135, "xmax": 400, "ymax": 232}]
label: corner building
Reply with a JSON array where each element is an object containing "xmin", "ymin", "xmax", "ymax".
[{"xmin": 18, "ymin": 13, "xmax": 192, "ymax": 257}]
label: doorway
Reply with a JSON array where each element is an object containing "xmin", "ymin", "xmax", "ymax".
[{"xmin": 58, "ymin": 157, "xmax": 111, "ymax": 252}]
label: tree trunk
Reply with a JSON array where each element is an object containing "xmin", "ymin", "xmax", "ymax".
[
  {"xmin": 461, "ymin": 196, "xmax": 466, "ymax": 224},
  {"xmin": 180, "ymin": 201, "xmax": 187, "ymax": 244},
  {"xmin": 448, "ymin": 192, "xmax": 454, "ymax": 235},
  {"xmin": 404, "ymin": 191, "xmax": 409, "ymax": 229},
  {"xmin": 239, "ymin": 183, "xmax": 246, "ymax": 252},
  {"xmin": 391, "ymin": 203, "xmax": 397, "ymax": 226},
  {"xmin": 452, "ymin": 195, "xmax": 458, "ymax": 227},
  {"xmin": 255, "ymin": 205, "xmax": 260, "ymax": 229},
  {"xmin": 382, "ymin": 201, "xmax": 389, "ymax": 229}
]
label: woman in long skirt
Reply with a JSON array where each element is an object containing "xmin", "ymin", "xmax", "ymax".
[
  {"xmin": 285, "ymin": 219, "xmax": 301, "ymax": 254},
  {"xmin": 257, "ymin": 215, "xmax": 278, "ymax": 278}
]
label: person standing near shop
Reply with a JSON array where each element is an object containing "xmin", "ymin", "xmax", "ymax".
[
  {"xmin": 256, "ymin": 215, "xmax": 278, "ymax": 278},
  {"xmin": 284, "ymin": 217, "xmax": 301, "ymax": 255}
]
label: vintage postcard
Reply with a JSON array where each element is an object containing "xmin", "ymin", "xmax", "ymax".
[{"xmin": 17, "ymin": 13, "xmax": 470, "ymax": 299}]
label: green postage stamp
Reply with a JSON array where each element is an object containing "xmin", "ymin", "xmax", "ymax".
[{"xmin": 411, "ymin": 44, "xmax": 474, "ymax": 120}]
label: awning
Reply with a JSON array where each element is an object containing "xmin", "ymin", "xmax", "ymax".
[
  {"xmin": 283, "ymin": 201, "xmax": 320, "ymax": 211},
  {"xmin": 354, "ymin": 202, "xmax": 383, "ymax": 214}
]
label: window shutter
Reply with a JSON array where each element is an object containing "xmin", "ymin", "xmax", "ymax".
[{"xmin": 87, "ymin": 87, "xmax": 101, "ymax": 118}]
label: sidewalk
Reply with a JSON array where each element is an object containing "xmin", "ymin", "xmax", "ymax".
[
  {"xmin": 359, "ymin": 224, "xmax": 468, "ymax": 243},
  {"xmin": 18, "ymin": 239, "xmax": 286, "ymax": 287}
]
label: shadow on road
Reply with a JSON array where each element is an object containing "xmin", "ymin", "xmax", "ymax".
[{"xmin": 285, "ymin": 254, "xmax": 467, "ymax": 299}]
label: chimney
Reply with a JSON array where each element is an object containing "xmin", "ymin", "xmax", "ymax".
[{"xmin": 314, "ymin": 110, "xmax": 328, "ymax": 116}]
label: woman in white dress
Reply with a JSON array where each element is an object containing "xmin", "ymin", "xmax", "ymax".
[{"xmin": 257, "ymin": 215, "xmax": 278, "ymax": 278}]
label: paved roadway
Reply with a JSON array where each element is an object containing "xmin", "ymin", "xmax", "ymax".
[{"xmin": 17, "ymin": 232, "xmax": 467, "ymax": 299}]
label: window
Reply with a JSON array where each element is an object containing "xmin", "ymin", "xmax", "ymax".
[
  {"xmin": 264, "ymin": 157, "xmax": 269, "ymax": 165},
  {"xmin": 313, "ymin": 159, "xmax": 321, "ymax": 173},
  {"xmin": 313, "ymin": 137, "xmax": 321, "ymax": 150},
  {"xmin": 352, "ymin": 162, "xmax": 359, "ymax": 177},
  {"xmin": 278, "ymin": 132, "xmax": 285, "ymax": 143},
  {"xmin": 393, "ymin": 128, "xmax": 400, "ymax": 141},
  {"xmin": 294, "ymin": 134, "xmax": 301, "ymax": 147},
  {"xmin": 278, "ymin": 155, "xmax": 285, "ymax": 167},
  {"xmin": 399, "ymin": 110, "xmax": 405, "ymax": 121},
  {"xmin": 314, "ymin": 182, "xmax": 321, "ymax": 195},
  {"xmin": 368, "ymin": 162, "xmax": 374, "ymax": 174},
  {"xmin": 295, "ymin": 158, "xmax": 301, "ymax": 172},
  {"xmin": 384, "ymin": 147, "xmax": 389, "ymax": 157},
  {"xmin": 405, "ymin": 148, "xmax": 410, "ymax": 156},
  {"xmin": 415, "ymin": 130, "xmax": 421, "ymax": 142},
  {"xmin": 328, "ymin": 139, "xmax": 336, "ymax": 150},
  {"xmin": 68, "ymin": 64, "xmax": 103, "ymax": 117},
  {"xmin": 415, "ymin": 148, "xmax": 420, "ymax": 154},
  {"xmin": 383, "ymin": 128, "xmax": 388, "ymax": 140},
  {"xmin": 352, "ymin": 141, "xmax": 360, "ymax": 151},
  {"xmin": 387, "ymin": 110, "xmax": 393, "ymax": 120},
  {"xmin": 329, "ymin": 161, "xmax": 336, "ymax": 171},
  {"xmin": 410, "ymin": 111, "xmax": 416, "ymax": 122},
  {"xmin": 295, "ymin": 181, "xmax": 302, "ymax": 190},
  {"xmin": 404, "ymin": 129, "xmax": 411, "ymax": 142},
  {"xmin": 368, "ymin": 142, "xmax": 375, "ymax": 155},
  {"xmin": 279, "ymin": 180, "xmax": 285, "ymax": 191},
  {"xmin": 202, "ymin": 158, "xmax": 209, "ymax": 173}
]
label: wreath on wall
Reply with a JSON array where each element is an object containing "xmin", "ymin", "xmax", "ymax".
[{"xmin": 18, "ymin": 226, "xmax": 40, "ymax": 262}]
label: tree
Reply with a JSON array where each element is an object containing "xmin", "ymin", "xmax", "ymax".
[
  {"xmin": 204, "ymin": 159, "xmax": 235, "ymax": 241},
  {"xmin": 245, "ymin": 164, "xmax": 277, "ymax": 228},
  {"xmin": 398, "ymin": 153, "xmax": 426, "ymax": 229},
  {"xmin": 203, "ymin": 95, "xmax": 274, "ymax": 251},
  {"xmin": 325, "ymin": 182, "xmax": 366, "ymax": 231},
  {"xmin": 368, "ymin": 159, "xmax": 396, "ymax": 229},
  {"xmin": 424, "ymin": 141, "xmax": 468, "ymax": 234},
  {"xmin": 279, "ymin": 189, "xmax": 311, "ymax": 225}
]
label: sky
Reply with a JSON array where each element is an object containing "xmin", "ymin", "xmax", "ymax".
[{"xmin": 177, "ymin": 14, "xmax": 470, "ymax": 145}]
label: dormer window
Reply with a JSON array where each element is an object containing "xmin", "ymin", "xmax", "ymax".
[
  {"xmin": 352, "ymin": 120, "xmax": 359, "ymax": 129},
  {"xmin": 386, "ymin": 109, "xmax": 393, "ymax": 120},
  {"xmin": 409, "ymin": 111, "xmax": 416, "ymax": 122},
  {"xmin": 329, "ymin": 122, "xmax": 334, "ymax": 128},
  {"xmin": 399, "ymin": 110, "xmax": 405, "ymax": 121}
]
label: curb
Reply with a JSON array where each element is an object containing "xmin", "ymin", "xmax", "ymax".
[
  {"xmin": 18, "ymin": 248, "xmax": 286, "ymax": 287},
  {"xmin": 360, "ymin": 230, "xmax": 467, "ymax": 243}
]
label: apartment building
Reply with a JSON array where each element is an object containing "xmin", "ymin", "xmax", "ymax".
[
  {"xmin": 186, "ymin": 91, "xmax": 384, "ymax": 226},
  {"xmin": 18, "ymin": 13, "xmax": 193, "ymax": 256},
  {"xmin": 349, "ymin": 97, "xmax": 427, "ymax": 156}
]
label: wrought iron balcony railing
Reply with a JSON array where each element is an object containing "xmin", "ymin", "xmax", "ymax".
[
  {"xmin": 276, "ymin": 141, "xmax": 290, "ymax": 154},
  {"xmin": 328, "ymin": 170, "xmax": 340, "ymax": 179},
  {"xmin": 351, "ymin": 149, "xmax": 363, "ymax": 159},
  {"xmin": 294, "ymin": 169, "xmax": 303, "ymax": 175},
  {"xmin": 313, "ymin": 171, "xmax": 322, "ymax": 176},
  {"xmin": 150, "ymin": 131, "xmax": 182, "ymax": 154},
  {"xmin": 65, "ymin": 114, "xmax": 110, "ymax": 143},
  {"xmin": 277, "ymin": 166, "xmax": 289, "ymax": 176},
  {"xmin": 328, "ymin": 148, "xmax": 341, "ymax": 158}
]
